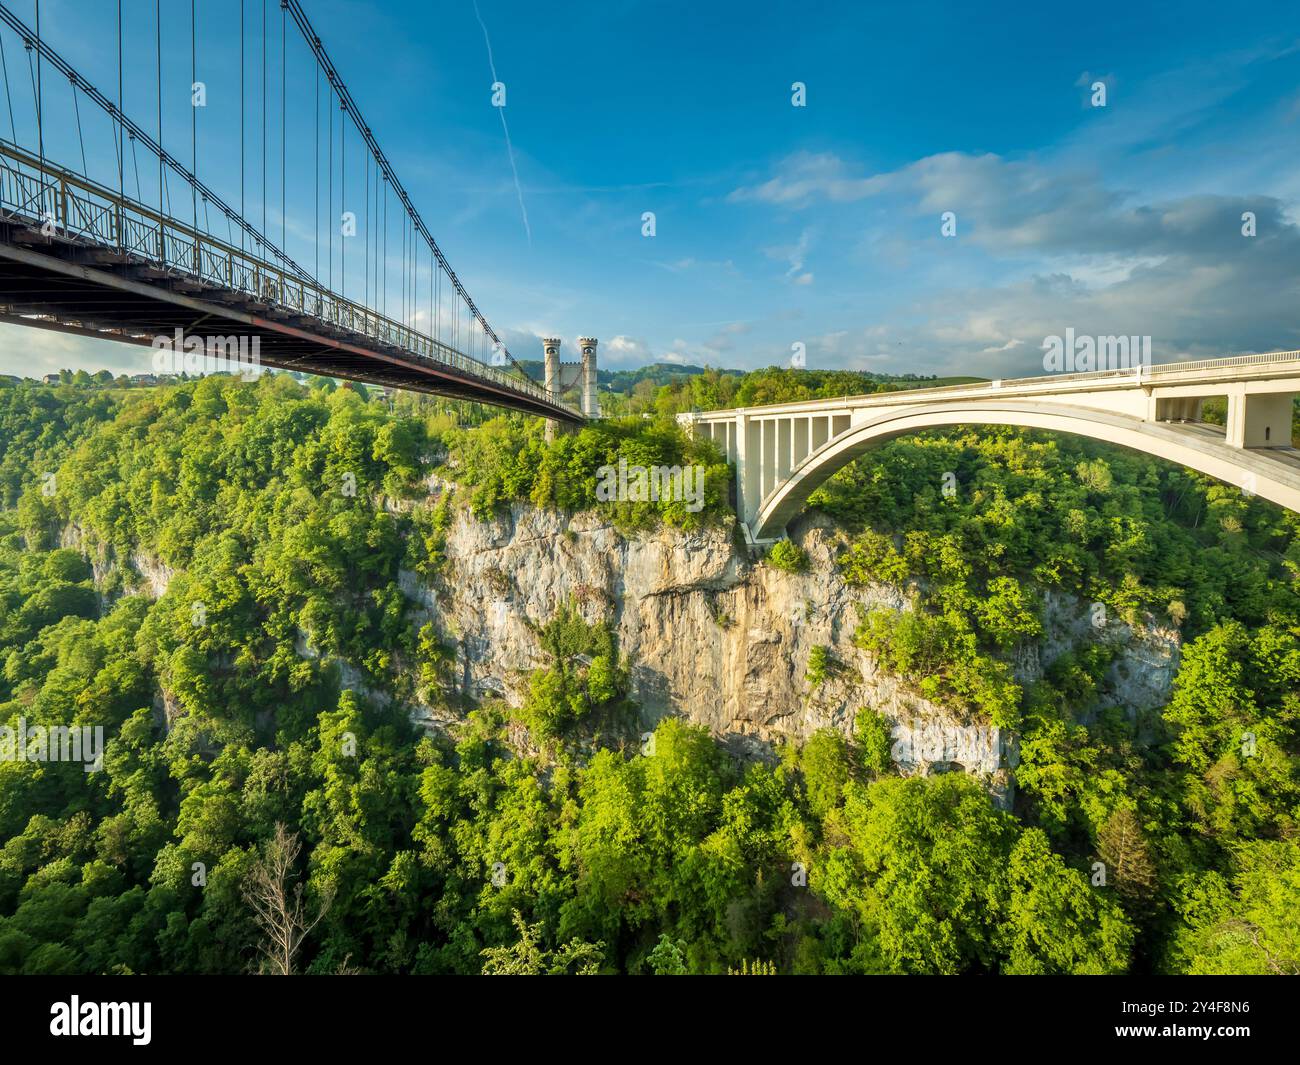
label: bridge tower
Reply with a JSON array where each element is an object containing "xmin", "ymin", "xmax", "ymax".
[
  {"xmin": 543, "ymin": 338, "xmax": 563, "ymax": 442},
  {"xmin": 540, "ymin": 336, "xmax": 598, "ymax": 439},
  {"xmin": 579, "ymin": 338, "xmax": 600, "ymax": 418}
]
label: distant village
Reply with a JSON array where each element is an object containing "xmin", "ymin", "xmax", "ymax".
[
  {"xmin": 0, "ymin": 370, "xmax": 316, "ymax": 389},
  {"xmin": 0, "ymin": 370, "xmax": 173, "ymax": 387}
]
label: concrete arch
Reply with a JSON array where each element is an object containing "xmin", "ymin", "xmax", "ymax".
[{"xmin": 752, "ymin": 400, "xmax": 1300, "ymax": 540}]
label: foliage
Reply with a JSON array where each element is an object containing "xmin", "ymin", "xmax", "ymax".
[
  {"xmin": 767, "ymin": 538, "xmax": 808, "ymax": 574},
  {"xmin": 479, "ymin": 911, "xmax": 604, "ymax": 975},
  {"xmin": 0, "ymin": 373, "xmax": 1296, "ymax": 975},
  {"xmin": 443, "ymin": 415, "xmax": 731, "ymax": 531}
]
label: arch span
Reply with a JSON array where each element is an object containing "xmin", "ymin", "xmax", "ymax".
[{"xmin": 752, "ymin": 400, "xmax": 1300, "ymax": 540}]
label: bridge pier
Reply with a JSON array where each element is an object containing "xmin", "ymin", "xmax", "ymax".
[{"xmin": 1226, "ymin": 389, "xmax": 1294, "ymax": 448}]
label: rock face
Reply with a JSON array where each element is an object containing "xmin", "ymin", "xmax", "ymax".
[
  {"xmin": 76, "ymin": 496, "xmax": 1182, "ymax": 803},
  {"xmin": 412, "ymin": 502, "xmax": 1182, "ymax": 797}
]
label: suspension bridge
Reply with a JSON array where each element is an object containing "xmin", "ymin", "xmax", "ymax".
[{"xmin": 0, "ymin": 0, "xmax": 581, "ymax": 422}]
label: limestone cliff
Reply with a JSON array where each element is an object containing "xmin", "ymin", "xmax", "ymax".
[
  {"xmin": 405, "ymin": 501, "xmax": 1181, "ymax": 799},
  {"xmin": 77, "ymin": 494, "xmax": 1182, "ymax": 804}
]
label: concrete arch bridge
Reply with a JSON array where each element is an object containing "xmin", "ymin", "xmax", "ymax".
[{"xmin": 677, "ymin": 352, "xmax": 1300, "ymax": 542}]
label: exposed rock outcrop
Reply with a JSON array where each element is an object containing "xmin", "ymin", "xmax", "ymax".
[
  {"xmin": 410, "ymin": 502, "xmax": 1181, "ymax": 798},
  {"xmin": 68, "ymin": 495, "xmax": 1182, "ymax": 806}
]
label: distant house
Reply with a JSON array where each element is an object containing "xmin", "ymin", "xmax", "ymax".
[
  {"xmin": 41, "ymin": 373, "xmax": 60, "ymax": 385},
  {"xmin": 130, "ymin": 373, "xmax": 159, "ymax": 385}
]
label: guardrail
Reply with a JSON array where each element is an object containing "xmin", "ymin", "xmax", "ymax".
[
  {"xmin": 873, "ymin": 351, "xmax": 1300, "ymax": 401},
  {"xmin": 0, "ymin": 141, "xmax": 578, "ymax": 416},
  {"xmin": 689, "ymin": 350, "xmax": 1300, "ymax": 418}
]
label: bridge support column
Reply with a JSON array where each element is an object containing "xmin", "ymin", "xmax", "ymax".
[
  {"xmin": 811, "ymin": 415, "xmax": 829, "ymax": 452},
  {"xmin": 792, "ymin": 416, "xmax": 810, "ymax": 467},
  {"xmin": 1228, "ymin": 389, "xmax": 1295, "ymax": 448},
  {"xmin": 543, "ymin": 337, "xmax": 562, "ymax": 442},
  {"xmin": 736, "ymin": 412, "xmax": 762, "ymax": 529},
  {"xmin": 777, "ymin": 418, "xmax": 792, "ymax": 482},
  {"xmin": 761, "ymin": 420, "xmax": 776, "ymax": 502}
]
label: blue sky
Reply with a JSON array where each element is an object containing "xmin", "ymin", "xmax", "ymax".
[{"xmin": 3, "ymin": 0, "xmax": 1300, "ymax": 380}]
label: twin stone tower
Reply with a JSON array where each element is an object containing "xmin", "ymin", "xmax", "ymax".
[{"xmin": 542, "ymin": 336, "xmax": 599, "ymax": 440}]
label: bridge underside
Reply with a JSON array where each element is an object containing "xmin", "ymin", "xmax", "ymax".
[{"xmin": 0, "ymin": 227, "xmax": 579, "ymax": 422}]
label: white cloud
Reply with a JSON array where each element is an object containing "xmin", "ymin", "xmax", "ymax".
[{"xmin": 729, "ymin": 152, "xmax": 888, "ymax": 207}]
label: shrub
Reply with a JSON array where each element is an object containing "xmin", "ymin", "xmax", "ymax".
[{"xmin": 768, "ymin": 538, "xmax": 808, "ymax": 573}]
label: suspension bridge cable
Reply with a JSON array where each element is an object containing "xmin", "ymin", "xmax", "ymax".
[
  {"xmin": 313, "ymin": 61, "xmax": 318, "ymax": 281},
  {"xmin": 379, "ymin": 172, "xmax": 384, "ymax": 315},
  {"xmin": 280, "ymin": 0, "xmax": 285, "ymax": 258},
  {"xmin": 366, "ymin": 154, "xmax": 371, "ymax": 310},
  {"xmin": 70, "ymin": 74, "xmax": 86, "ymax": 175},
  {"xmin": 34, "ymin": 0, "xmax": 40, "ymax": 178},
  {"xmin": 340, "ymin": 97, "xmax": 345, "ymax": 298},
  {"xmin": 129, "ymin": 131, "xmax": 140, "ymax": 200},
  {"xmin": 239, "ymin": 0, "xmax": 244, "ymax": 252},
  {"xmin": 156, "ymin": 0, "xmax": 162, "ymax": 226},
  {"xmin": 281, "ymin": 0, "xmax": 524, "ymax": 372},
  {"xmin": 327, "ymin": 78, "xmax": 332, "ymax": 290},
  {"xmin": 0, "ymin": 30, "xmax": 15, "ymax": 141},
  {"xmin": 191, "ymin": 0, "xmax": 197, "ymax": 239},
  {"xmin": 261, "ymin": 0, "xmax": 266, "ymax": 245},
  {"xmin": 23, "ymin": 36, "xmax": 33, "ymax": 120},
  {"xmin": 363, "ymin": 151, "xmax": 368, "ymax": 309},
  {"xmin": 116, "ymin": 0, "xmax": 123, "ymax": 210}
]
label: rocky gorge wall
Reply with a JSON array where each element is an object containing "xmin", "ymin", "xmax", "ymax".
[
  {"xmin": 406, "ymin": 499, "xmax": 1182, "ymax": 800},
  {"xmin": 67, "ymin": 493, "xmax": 1183, "ymax": 805}
]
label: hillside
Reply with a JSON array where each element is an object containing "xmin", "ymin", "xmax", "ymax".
[{"xmin": 0, "ymin": 373, "xmax": 1297, "ymax": 975}]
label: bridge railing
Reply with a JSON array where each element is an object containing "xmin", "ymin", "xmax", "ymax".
[
  {"xmin": 1143, "ymin": 351, "xmax": 1300, "ymax": 374},
  {"xmin": 0, "ymin": 141, "xmax": 575, "ymax": 415},
  {"xmin": 691, "ymin": 350, "xmax": 1300, "ymax": 421},
  {"xmin": 867, "ymin": 353, "xmax": 1300, "ymax": 403}
]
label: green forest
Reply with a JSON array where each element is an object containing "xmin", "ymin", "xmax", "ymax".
[{"xmin": 0, "ymin": 369, "xmax": 1297, "ymax": 975}]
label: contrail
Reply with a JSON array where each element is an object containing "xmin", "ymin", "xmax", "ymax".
[{"xmin": 473, "ymin": 0, "xmax": 531, "ymax": 245}]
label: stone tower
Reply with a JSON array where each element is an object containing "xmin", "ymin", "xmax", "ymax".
[
  {"xmin": 542, "ymin": 337, "xmax": 562, "ymax": 442},
  {"xmin": 578, "ymin": 337, "xmax": 599, "ymax": 418}
]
